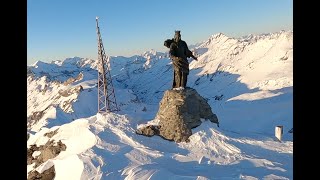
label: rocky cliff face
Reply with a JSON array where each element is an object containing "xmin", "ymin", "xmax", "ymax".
[{"xmin": 137, "ymin": 88, "xmax": 219, "ymax": 143}]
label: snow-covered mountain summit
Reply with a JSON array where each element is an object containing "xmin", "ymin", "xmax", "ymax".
[{"xmin": 27, "ymin": 30, "xmax": 293, "ymax": 180}]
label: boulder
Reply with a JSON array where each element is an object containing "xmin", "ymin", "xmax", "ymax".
[{"xmin": 137, "ymin": 87, "xmax": 219, "ymax": 143}]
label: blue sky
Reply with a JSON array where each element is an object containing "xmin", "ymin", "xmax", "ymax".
[{"xmin": 27, "ymin": 0, "xmax": 293, "ymax": 65}]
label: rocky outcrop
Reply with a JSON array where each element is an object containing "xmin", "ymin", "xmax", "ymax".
[
  {"xmin": 137, "ymin": 88, "xmax": 219, "ymax": 143},
  {"xmin": 58, "ymin": 85, "xmax": 83, "ymax": 97},
  {"xmin": 27, "ymin": 139, "xmax": 66, "ymax": 167},
  {"xmin": 27, "ymin": 136, "xmax": 67, "ymax": 180},
  {"xmin": 28, "ymin": 166, "xmax": 55, "ymax": 180},
  {"xmin": 136, "ymin": 125, "xmax": 160, "ymax": 137},
  {"xmin": 63, "ymin": 72, "xmax": 84, "ymax": 86},
  {"xmin": 27, "ymin": 111, "xmax": 45, "ymax": 129}
]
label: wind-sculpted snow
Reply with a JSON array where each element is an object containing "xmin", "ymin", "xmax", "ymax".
[
  {"xmin": 27, "ymin": 30, "xmax": 293, "ymax": 179},
  {"xmin": 28, "ymin": 113, "xmax": 292, "ymax": 179}
]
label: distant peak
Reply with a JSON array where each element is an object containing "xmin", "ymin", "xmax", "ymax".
[
  {"xmin": 141, "ymin": 49, "xmax": 166, "ymax": 59},
  {"xmin": 212, "ymin": 32, "xmax": 227, "ymax": 39},
  {"xmin": 199, "ymin": 32, "xmax": 230, "ymax": 47},
  {"xmin": 62, "ymin": 56, "xmax": 83, "ymax": 65},
  {"xmin": 207, "ymin": 33, "xmax": 230, "ymax": 42},
  {"xmin": 32, "ymin": 60, "xmax": 47, "ymax": 67},
  {"xmin": 238, "ymin": 30, "xmax": 293, "ymax": 42},
  {"xmin": 64, "ymin": 56, "xmax": 82, "ymax": 62},
  {"xmin": 142, "ymin": 49, "xmax": 157, "ymax": 55}
]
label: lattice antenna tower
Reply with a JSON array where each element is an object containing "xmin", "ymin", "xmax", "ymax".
[{"xmin": 96, "ymin": 17, "xmax": 119, "ymax": 113}]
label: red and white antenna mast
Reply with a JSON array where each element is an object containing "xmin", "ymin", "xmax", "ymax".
[{"xmin": 96, "ymin": 16, "xmax": 119, "ymax": 113}]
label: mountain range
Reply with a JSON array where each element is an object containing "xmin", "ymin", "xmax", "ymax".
[{"xmin": 27, "ymin": 30, "xmax": 293, "ymax": 180}]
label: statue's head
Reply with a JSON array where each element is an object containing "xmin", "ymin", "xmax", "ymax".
[{"xmin": 174, "ymin": 30, "xmax": 181, "ymax": 42}]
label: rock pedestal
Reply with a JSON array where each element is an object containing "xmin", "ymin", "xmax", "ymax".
[{"xmin": 136, "ymin": 87, "xmax": 219, "ymax": 143}]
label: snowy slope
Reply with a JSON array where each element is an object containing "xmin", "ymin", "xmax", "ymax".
[{"xmin": 27, "ymin": 30, "xmax": 293, "ymax": 179}]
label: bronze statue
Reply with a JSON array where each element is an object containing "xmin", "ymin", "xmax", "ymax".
[{"xmin": 164, "ymin": 31, "xmax": 197, "ymax": 90}]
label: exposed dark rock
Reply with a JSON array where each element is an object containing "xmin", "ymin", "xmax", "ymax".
[
  {"xmin": 27, "ymin": 144, "xmax": 39, "ymax": 165},
  {"xmin": 27, "ymin": 105, "xmax": 59, "ymax": 130},
  {"xmin": 28, "ymin": 166, "xmax": 55, "ymax": 180},
  {"xmin": 214, "ymin": 94, "xmax": 224, "ymax": 101},
  {"xmin": 142, "ymin": 107, "xmax": 147, "ymax": 111},
  {"xmin": 137, "ymin": 88, "xmax": 219, "ymax": 143},
  {"xmin": 58, "ymin": 85, "xmax": 83, "ymax": 97},
  {"xmin": 63, "ymin": 72, "xmax": 84, "ymax": 86},
  {"xmin": 44, "ymin": 129, "xmax": 59, "ymax": 138},
  {"xmin": 136, "ymin": 125, "xmax": 159, "ymax": 137},
  {"xmin": 27, "ymin": 140, "xmax": 66, "ymax": 167},
  {"xmin": 27, "ymin": 111, "xmax": 45, "ymax": 129}
]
